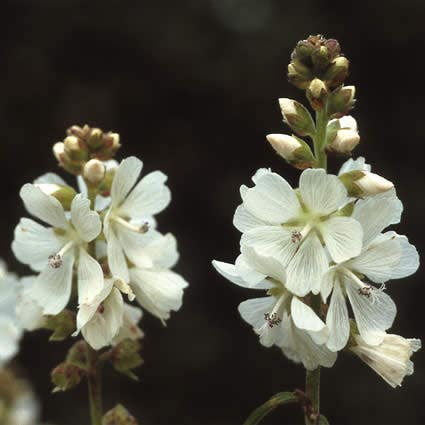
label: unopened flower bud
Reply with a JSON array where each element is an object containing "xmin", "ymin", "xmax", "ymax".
[
  {"xmin": 339, "ymin": 170, "xmax": 394, "ymax": 197},
  {"xmin": 328, "ymin": 85, "xmax": 356, "ymax": 118},
  {"xmin": 36, "ymin": 184, "xmax": 77, "ymax": 210},
  {"xmin": 64, "ymin": 136, "xmax": 88, "ymax": 161},
  {"xmin": 51, "ymin": 362, "xmax": 83, "ymax": 392},
  {"xmin": 53, "ymin": 142, "xmax": 65, "ymax": 163},
  {"xmin": 103, "ymin": 404, "xmax": 139, "ymax": 425},
  {"xmin": 266, "ymin": 134, "xmax": 301, "ymax": 160},
  {"xmin": 287, "ymin": 61, "xmax": 313, "ymax": 90},
  {"xmin": 83, "ymin": 159, "xmax": 106, "ymax": 185},
  {"xmin": 87, "ymin": 128, "xmax": 104, "ymax": 149},
  {"xmin": 350, "ymin": 333, "xmax": 421, "ymax": 388},
  {"xmin": 330, "ymin": 129, "xmax": 360, "ymax": 154},
  {"xmin": 323, "ymin": 56, "xmax": 349, "ymax": 88},
  {"xmin": 354, "ymin": 172, "xmax": 394, "ymax": 196},
  {"xmin": 306, "ymin": 78, "xmax": 328, "ymax": 110},
  {"xmin": 279, "ymin": 98, "xmax": 315, "ymax": 137}
]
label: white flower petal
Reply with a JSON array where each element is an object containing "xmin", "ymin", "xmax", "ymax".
[
  {"xmin": 70, "ymin": 194, "xmax": 102, "ymax": 242},
  {"xmin": 34, "ymin": 172, "xmax": 67, "ymax": 186},
  {"xmin": 345, "ymin": 276, "xmax": 396, "ymax": 346},
  {"xmin": 352, "ymin": 190, "xmax": 403, "ymax": 247},
  {"xmin": 20, "ymin": 183, "xmax": 68, "ymax": 228},
  {"xmin": 16, "ymin": 277, "xmax": 45, "ymax": 331},
  {"xmin": 0, "ymin": 318, "xmax": 21, "ymax": 365},
  {"xmin": 299, "ymin": 169, "xmax": 348, "ymax": 215},
  {"xmin": 243, "ymin": 172, "xmax": 300, "ymax": 224},
  {"xmin": 291, "ymin": 297, "xmax": 326, "ymax": 333},
  {"xmin": 77, "ymin": 248, "xmax": 105, "ymax": 305},
  {"xmin": 120, "ymin": 170, "xmax": 171, "ymax": 219},
  {"xmin": 238, "ymin": 297, "xmax": 284, "ymax": 347},
  {"xmin": 130, "ymin": 268, "xmax": 188, "ymax": 323},
  {"xmin": 12, "ymin": 218, "xmax": 65, "ymax": 272},
  {"xmin": 326, "ymin": 281, "xmax": 349, "ymax": 351},
  {"xmin": 233, "ymin": 204, "xmax": 268, "ymax": 232},
  {"xmin": 212, "ymin": 260, "xmax": 270, "ymax": 290},
  {"xmin": 338, "ymin": 157, "xmax": 371, "ymax": 175},
  {"xmin": 27, "ymin": 254, "xmax": 75, "ymax": 315},
  {"xmin": 113, "ymin": 303, "xmax": 144, "ymax": 344},
  {"xmin": 111, "ymin": 156, "xmax": 143, "ymax": 207},
  {"xmin": 320, "ymin": 216, "xmax": 363, "ymax": 263},
  {"xmin": 106, "ymin": 227, "xmax": 129, "ymax": 283},
  {"xmin": 82, "ymin": 288, "xmax": 124, "ymax": 350},
  {"xmin": 241, "ymin": 226, "xmax": 298, "ymax": 268},
  {"xmin": 286, "ymin": 233, "xmax": 328, "ymax": 296}
]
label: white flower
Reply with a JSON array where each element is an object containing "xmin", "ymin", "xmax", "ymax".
[
  {"xmin": 15, "ymin": 277, "xmax": 45, "ymax": 332},
  {"xmin": 322, "ymin": 190, "xmax": 419, "ymax": 351},
  {"xmin": 236, "ymin": 168, "xmax": 363, "ymax": 296},
  {"xmin": 350, "ymin": 333, "xmax": 421, "ymax": 388},
  {"xmin": 212, "ymin": 248, "xmax": 336, "ymax": 370},
  {"xmin": 12, "ymin": 184, "xmax": 103, "ymax": 315},
  {"xmin": 75, "ymin": 279, "xmax": 124, "ymax": 350},
  {"xmin": 103, "ymin": 156, "xmax": 171, "ymax": 283}
]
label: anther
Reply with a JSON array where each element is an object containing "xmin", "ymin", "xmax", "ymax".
[
  {"xmin": 291, "ymin": 230, "xmax": 302, "ymax": 243},
  {"xmin": 358, "ymin": 286, "xmax": 372, "ymax": 298},
  {"xmin": 139, "ymin": 222, "xmax": 150, "ymax": 233},
  {"xmin": 48, "ymin": 254, "xmax": 63, "ymax": 269},
  {"xmin": 97, "ymin": 303, "xmax": 105, "ymax": 314},
  {"xmin": 264, "ymin": 312, "xmax": 282, "ymax": 328}
]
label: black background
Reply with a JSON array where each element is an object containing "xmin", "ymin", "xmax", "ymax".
[{"xmin": 1, "ymin": 0, "xmax": 424, "ymax": 424}]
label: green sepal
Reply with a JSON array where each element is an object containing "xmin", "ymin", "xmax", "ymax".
[
  {"xmin": 339, "ymin": 170, "xmax": 366, "ymax": 198},
  {"xmin": 242, "ymin": 392, "xmax": 299, "ymax": 425},
  {"xmin": 66, "ymin": 340, "xmax": 89, "ymax": 370},
  {"xmin": 110, "ymin": 339, "xmax": 143, "ymax": 381},
  {"xmin": 51, "ymin": 362, "xmax": 83, "ymax": 393},
  {"xmin": 324, "ymin": 119, "xmax": 340, "ymax": 147},
  {"xmin": 338, "ymin": 201, "xmax": 355, "ymax": 217},
  {"xmin": 290, "ymin": 135, "xmax": 316, "ymax": 169},
  {"xmin": 102, "ymin": 404, "xmax": 139, "ymax": 425},
  {"xmin": 44, "ymin": 309, "xmax": 76, "ymax": 341}
]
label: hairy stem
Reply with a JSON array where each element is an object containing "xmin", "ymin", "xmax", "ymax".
[
  {"xmin": 87, "ymin": 346, "xmax": 103, "ymax": 425},
  {"xmin": 313, "ymin": 108, "xmax": 328, "ymax": 170},
  {"xmin": 304, "ymin": 368, "xmax": 321, "ymax": 424}
]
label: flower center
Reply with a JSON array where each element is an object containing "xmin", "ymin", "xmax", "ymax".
[
  {"xmin": 263, "ymin": 294, "xmax": 287, "ymax": 328},
  {"xmin": 48, "ymin": 240, "xmax": 75, "ymax": 268}
]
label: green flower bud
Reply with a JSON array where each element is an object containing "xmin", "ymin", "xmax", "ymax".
[
  {"xmin": 323, "ymin": 56, "xmax": 350, "ymax": 88},
  {"xmin": 51, "ymin": 362, "xmax": 82, "ymax": 392},
  {"xmin": 306, "ymin": 78, "xmax": 328, "ymax": 110},
  {"xmin": 83, "ymin": 159, "xmax": 106, "ymax": 185},
  {"xmin": 103, "ymin": 404, "xmax": 138, "ymax": 425},
  {"xmin": 67, "ymin": 340, "xmax": 89, "ymax": 370},
  {"xmin": 64, "ymin": 136, "xmax": 89, "ymax": 161},
  {"xmin": 339, "ymin": 170, "xmax": 394, "ymax": 198},
  {"xmin": 278, "ymin": 98, "xmax": 315, "ymax": 137},
  {"xmin": 328, "ymin": 85, "xmax": 356, "ymax": 118}
]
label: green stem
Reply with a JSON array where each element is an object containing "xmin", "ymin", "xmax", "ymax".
[
  {"xmin": 313, "ymin": 109, "xmax": 328, "ymax": 170},
  {"xmin": 304, "ymin": 368, "xmax": 321, "ymax": 425},
  {"xmin": 87, "ymin": 346, "xmax": 103, "ymax": 425}
]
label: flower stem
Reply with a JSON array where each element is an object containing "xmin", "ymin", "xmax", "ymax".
[
  {"xmin": 313, "ymin": 109, "xmax": 328, "ymax": 170},
  {"xmin": 87, "ymin": 346, "xmax": 103, "ymax": 425},
  {"xmin": 304, "ymin": 368, "xmax": 320, "ymax": 425}
]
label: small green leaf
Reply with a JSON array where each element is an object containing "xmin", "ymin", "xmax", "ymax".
[
  {"xmin": 243, "ymin": 392, "xmax": 299, "ymax": 425},
  {"xmin": 318, "ymin": 414, "xmax": 330, "ymax": 425}
]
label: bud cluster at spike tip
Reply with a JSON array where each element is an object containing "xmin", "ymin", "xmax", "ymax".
[{"xmin": 288, "ymin": 34, "xmax": 349, "ymax": 90}]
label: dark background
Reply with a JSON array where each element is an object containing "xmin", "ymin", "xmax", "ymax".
[{"xmin": 1, "ymin": 0, "xmax": 424, "ymax": 424}]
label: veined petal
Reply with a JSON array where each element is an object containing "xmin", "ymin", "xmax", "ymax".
[
  {"xmin": 130, "ymin": 268, "xmax": 188, "ymax": 323},
  {"xmin": 320, "ymin": 216, "xmax": 363, "ymax": 263},
  {"xmin": 291, "ymin": 297, "xmax": 326, "ymax": 333},
  {"xmin": 345, "ymin": 275, "xmax": 396, "ymax": 346},
  {"xmin": 20, "ymin": 183, "xmax": 68, "ymax": 228},
  {"xmin": 241, "ymin": 225, "xmax": 298, "ymax": 268},
  {"xmin": 238, "ymin": 297, "xmax": 284, "ymax": 347},
  {"xmin": 120, "ymin": 170, "xmax": 171, "ymax": 219},
  {"xmin": 241, "ymin": 246, "xmax": 286, "ymax": 284},
  {"xmin": 235, "ymin": 254, "xmax": 267, "ymax": 287},
  {"xmin": 27, "ymin": 254, "xmax": 75, "ymax": 315},
  {"xmin": 326, "ymin": 281, "xmax": 349, "ymax": 351},
  {"xmin": 77, "ymin": 248, "xmax": 105, "ymax": 305},
  {"xmin": 338, "ymin": 157, "xmax": 371, "ymax": 175},
  {"xmin": 82, "ymin": 287, "xmax": 124, "ymax": 350},
  {"xmin": 299, "ymin": 169, "xmax": 348, "ymax": 215},
  {"xmin": 212, "ymin": 260, "xmax": 271, "ymax": 290},
  {"xmin": 233, "ymin": 204, "xmax": 268, "ymax": 233},
  {"xmin": 243, "ymin": 172, "xmax": 300, "ymax": 224},
  {"xmin": 111, "ymin": 157, "xmax": 143, "ymax": 207},
  {"xmin": 286, "ymin": 233, "xmax": 328, "ymax": 296},
  {"xmin": 352, "ymin": 189, "xmax": 403, "ymax": 247},
  {"xmin": 12, "ymin": 218, "xmax": 66, "ymax": 272},
  {"xmin": 70, "ymin": 194, "xmax": 102, "ymax": 242},
  {"xmin": 106, "ymin": 227, "xmax": 129, "ymax": 283}
]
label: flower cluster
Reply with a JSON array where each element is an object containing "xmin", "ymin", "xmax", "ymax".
[
  {"xmin": 213, "ymin": 36, "xmax": 420, "ymax": 388},
  {"xmin": 11, "ymin": 126, "xmax": 188, "ymax": 351}
]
